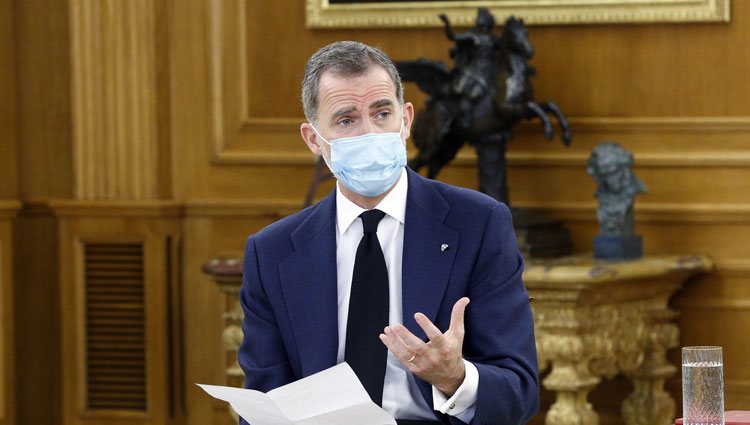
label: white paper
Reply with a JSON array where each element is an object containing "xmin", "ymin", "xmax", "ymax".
[{"xmin": 197, "ymin": 363, "xmax": 396, "ymax": 425}]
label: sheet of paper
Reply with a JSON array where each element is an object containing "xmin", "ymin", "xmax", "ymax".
[
  {"xmin": 198, "ymin": 363, "xmax": 396, "ymax": 425},
  {"xmin": 296, "ymin": 402, "xmax": 396, "ymax": 425},
  {"xmin": 197, "ymin": 384, "xmax": 292, "ymax": 425}
]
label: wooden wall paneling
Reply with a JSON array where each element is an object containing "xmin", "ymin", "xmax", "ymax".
[
  {"xmin": 56, "ymin": 2, "xmax": 177, "ymax": 421},
  {"xmin": 54, "ymin": 202, "xmax": 182, "ymax": 425},
  {"xmin": 0, "ymin": 203, "xmax": 20, "ymax": 425},
  {"xmin": 0, "ymin": 14, "xmax": 19, "ymax": 424},
  {"xmin": 13, "ymin": 210, "xmax": 62, "ymax": 425},
  {"xmin": 69, "ymin": 0, "xmax": 163, "ymax": 200},
  {"xmin": 14, "ymin": 2, "xmax": 75, "ymax": 420},
  {"xmin": 166, "ymin": 229, "xmax": 185, "ymax": 424},
  {"xmin": 171, "ymin": 0, "xmax": 750, "ymax": 201},
  {"xmin": 529, "ymin": 13, "xmax": 750, "ymax": 117},
  {"xmin": 154, "ymin": 0, "xmax": 174, "ymax": 200},
  {"xmin": 15, "ymin": 0, "xmax": 74, "ymax": 200},
  {"xmin": 169, "ymin": 0, "xmax": 209, "ymax": 202},
  {"xmin": 0, "ymin": 0, "xmax": 18, "ymax": 200},
  {"xmin": 181, "ymin": 217, "xmax": 227, "ymax": 425},
  {"xmin": 14, "ymin": 2, "xmax": 175, "ymax": 425},
  {"xmin": 0, "ymin": 218, "xmax": 6, "ymax": 424}
]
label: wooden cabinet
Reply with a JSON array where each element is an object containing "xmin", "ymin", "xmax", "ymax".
[{"xmin": 53, "ymin": 202, "xmax": 183, "ymax": 425}]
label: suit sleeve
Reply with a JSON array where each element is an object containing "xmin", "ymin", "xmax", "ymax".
[
  {"xmin": 459, "ymin": 203, "xmax": 540, "ymax": 425},
  {"xmin": 237, "ymin": 236, "xmax": 295, "ymax": 425}
]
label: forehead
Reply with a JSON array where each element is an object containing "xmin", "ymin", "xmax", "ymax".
[{"xmin": 317, "ymin": 66, "xmax": 397, "ymax": 114}]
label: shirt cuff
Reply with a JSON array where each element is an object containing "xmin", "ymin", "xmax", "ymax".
[{"xmin": 432, "ymin": 359, "xmax": 478, "ymax": 418}]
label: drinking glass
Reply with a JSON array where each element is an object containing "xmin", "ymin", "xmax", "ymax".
[{"xmin": 682, "ymin": 346, "xmax": 724, "ymax": 425}]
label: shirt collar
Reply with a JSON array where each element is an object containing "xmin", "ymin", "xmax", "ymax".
[{"xmin": 336, "ymin": 168, "xmax": 408, "ymax": 236}]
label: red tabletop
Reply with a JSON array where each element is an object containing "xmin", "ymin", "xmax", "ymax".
[{"xmin": 676, "ymin": 411, "xmax": 750, "ymax": 424}]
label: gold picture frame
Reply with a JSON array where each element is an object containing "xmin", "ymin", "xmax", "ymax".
[{"xmin": 306, "ymin": 0, "xmax": 730, "ymax": 28}]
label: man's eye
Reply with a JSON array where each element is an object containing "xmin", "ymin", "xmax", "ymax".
[
  {"xmin": 377, "ymin": 111, "xmax": 391, "ymax": 119},
  {"xmin": 338, "ymin": 118, "xmax": 353, "ymax": 126}
]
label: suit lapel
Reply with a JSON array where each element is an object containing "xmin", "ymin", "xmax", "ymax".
[
  {"xmin": 402, "ymin": 169, "xmax": 459, "ymax": 341},
  {"xmin": 276, "ymin": 171, "xmax": 460, "ymax": 408},
  {"xmin": 402, "ymin": 169, "xmax": 460, "ymax": 409},
  {"xmin": 278, "ymin": 192, "xmax": 339, "ymax": 377}
]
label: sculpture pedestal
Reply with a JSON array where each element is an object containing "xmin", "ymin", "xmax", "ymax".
[
  {"xmin": 594, "ymin": 235, "xmax": 643, "ymax": 259},
  {"xmin": 525, "ymin": 255, "xmax": 712, "ymax": 425}
]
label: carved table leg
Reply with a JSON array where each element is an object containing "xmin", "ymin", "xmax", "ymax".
[
  {"xmin": 221, "ymin": 285, "xmax": 244, "ymax": 422},
  {"xmin": 542, "ymin": 335, "xmax": 601, "ymax": 425},
  {"xmin": 622, "ymin": 311, "xmax": 679, "ymax": 425},
  {"xmin": 222, "ymin": 297, "xmax": 245, "ymax": 386}
]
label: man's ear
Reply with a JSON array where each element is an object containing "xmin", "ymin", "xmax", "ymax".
[
  {"xmin": 300, "ymin": 123, "xmax": 323, "ymax": 156},
  {"xmin": 403, "ymin": 102, "xmax": 415, "ymax": 141}
]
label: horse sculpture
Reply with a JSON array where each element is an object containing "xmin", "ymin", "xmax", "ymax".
[{"xmin": 397, "ymin": 8, "xmax": 571, "ymax": 205}]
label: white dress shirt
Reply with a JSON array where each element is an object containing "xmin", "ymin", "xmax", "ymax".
[{"xmin": 334, "ymin": 168, "xmax": 478, "ymax": 422}]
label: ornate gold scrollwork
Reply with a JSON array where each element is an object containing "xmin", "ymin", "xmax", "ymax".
[{"xmin": 527, "ymin": 255, "xmax": 711, "ymax": 425}]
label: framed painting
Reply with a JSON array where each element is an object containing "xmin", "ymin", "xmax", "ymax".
[{"xmin": 306, "ymin": 0, "xmax": 730, "ymax": 28}]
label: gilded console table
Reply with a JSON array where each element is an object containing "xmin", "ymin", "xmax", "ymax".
[
  {"xmin": 526, "ymin": 254, "xmax": 712, "ymax": 425},
  {"xmin": 204, "ymin": 254, "xmax": 711, "ymax": 425}
]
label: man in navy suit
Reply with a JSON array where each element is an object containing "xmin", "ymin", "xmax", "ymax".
[{"xmin": 238, "ymin": 41, "xmax": 539, "ymax": 425}]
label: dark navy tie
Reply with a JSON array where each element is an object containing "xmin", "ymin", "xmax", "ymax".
[{"xmin": 345, "ymin": 209, "xmax": 389, "ymax": 406}]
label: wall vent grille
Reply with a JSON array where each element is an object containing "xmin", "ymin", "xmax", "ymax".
[{"xmin": 84, "ymin": 243, "xmax": 147, "ymax": 411}]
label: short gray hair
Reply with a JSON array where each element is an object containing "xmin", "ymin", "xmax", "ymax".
[{"xmin": 301, "ymin": 41, "xmax": 404, "ymax": 124}]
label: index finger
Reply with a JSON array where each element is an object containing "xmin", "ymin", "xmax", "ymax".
[
  {"xmin": 449, "ymin": 297, "xmax": 470, "ymax": 333},
  {"xmin": 414, "ymin": 312, "xmax": 444, "ymax": 343}
]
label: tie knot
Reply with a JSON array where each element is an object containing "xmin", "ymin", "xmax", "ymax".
[{"xmin": 360, "ymin": 209, "xmax": 386, "ymax": 234}]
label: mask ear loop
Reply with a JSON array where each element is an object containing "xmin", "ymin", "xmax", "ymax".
[
  {"xmin": 309, "ymin": 123, "xmax": 334, "ymax": 170},
  {"xmin": 309, "ymin": 123, "xmax": 333, "ymax": 146},
  {"xmin": 398, "ymin": 114, "xmax": 408, "ymax": 144}
]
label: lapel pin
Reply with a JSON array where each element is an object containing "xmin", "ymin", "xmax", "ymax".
[{"xmin": 441, "ymin": 244, "xmax": 449, "ymax": 252}]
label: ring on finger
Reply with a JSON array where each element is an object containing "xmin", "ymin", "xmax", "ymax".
[{"xmin": 407, "ymin": 352, "xmax": 417, "ymax": 363}]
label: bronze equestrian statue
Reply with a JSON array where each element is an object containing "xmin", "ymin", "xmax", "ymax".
[{"xmin": 397, "ymin": 8, "xmax": 571, "ymax": 205}]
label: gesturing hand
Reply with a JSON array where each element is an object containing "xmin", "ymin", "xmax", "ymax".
[{"xmin": 379, "ymin": 297, "xmax": 470, "ymax": 397}]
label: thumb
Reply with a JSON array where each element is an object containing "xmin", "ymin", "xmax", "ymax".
[{"xmin": 449, "ymin": 297, "xmax": 470, "ymax": 333}]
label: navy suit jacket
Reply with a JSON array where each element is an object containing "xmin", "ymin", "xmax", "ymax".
[{"xmin": 238, "ymin": 168, "xmax": 539, "ymax": 425}]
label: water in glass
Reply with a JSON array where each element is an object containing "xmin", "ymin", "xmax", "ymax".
[{"xmin": 682, "ymin": 346, "xmax": 724, "ymax": 425}]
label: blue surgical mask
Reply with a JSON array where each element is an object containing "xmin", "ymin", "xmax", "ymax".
[{"xmin": 312, "ymin": 120, "xmax": 407, "ymax": 197}]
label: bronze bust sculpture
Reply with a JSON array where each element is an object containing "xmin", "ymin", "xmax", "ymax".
[{"xmin": 587, "ymin": 142, "xmax": 648, "ymax": 258}]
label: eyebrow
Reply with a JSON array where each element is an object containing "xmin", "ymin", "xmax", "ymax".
[
  {"xmin": 332, "ymin": 106, "xmax": 356, "ymax": 119},
  {"xmin": 371, "ymin": 99, "xmax": 394, "ymax": 109},
  {"xmin": 331, "ymin": 99, "xmax": 395, "ymax": 120}
]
